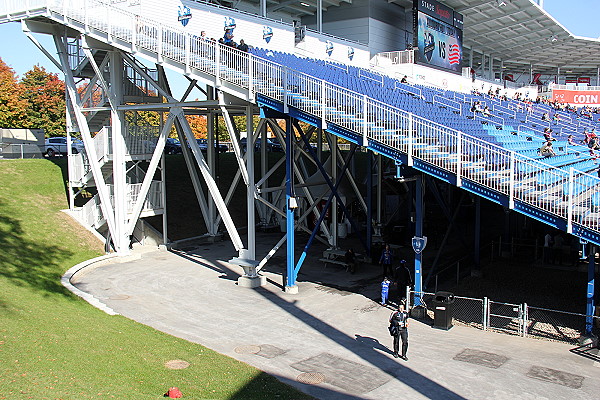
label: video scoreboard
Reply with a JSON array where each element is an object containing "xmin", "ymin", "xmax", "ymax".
[{"xmin": 413, "ymin": 0, "xmax": 464, "ymax": 74}]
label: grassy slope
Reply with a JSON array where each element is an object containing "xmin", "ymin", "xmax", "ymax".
[{"xmin": 0, "ymin": 159, "xmax": 312, "ymax": 400}]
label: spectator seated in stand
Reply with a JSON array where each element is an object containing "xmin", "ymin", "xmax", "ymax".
[
  {"xmin": 400, "ymin": 75, "xmax": 408, "ymax": 84},
  {"xmin": 588, "ymin": 136, "xmax": 599, "ymax": 152},
  {"xmin": 540, "ymin": 141, "xmax": 556, "ymax": 158},
  {"xmin": 542, "ymin": 112, "xmax": 550, "ymax": 122},
  {"xmin": 470, "ymin": 101, "xmax": 483, "ymax": 114},
  {"xmin": 567, "ymin": 135, "xmax": 576, "ymax": 146},
  {"xmin": 482, "ymin": 105, "xmax": 491, "ymax": 118},
  {"xmin": 553, "ymin": 113, "xmax": 561, "ymax": 124},
  {"xmin": 582, "ymin": 128, "xmax": 597, "ymax": 145},
  {"xmin": 543, "ymin": 127, "xmax": 556, "ymax": 142},
  {"xmin": 223, "ymin": 28, "xmax": 235, "ymax": 46}
]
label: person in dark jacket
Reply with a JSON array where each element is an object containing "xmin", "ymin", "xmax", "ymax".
[
  {"xmin": 237, "ymin": 39, "xmax": 249, "ymax": 52},
  {"xmin": 379, "ymin": 244, "xmax": 393, "ymax": 278},
  {"xmin": 389, "ymin": 302, "xmax": 410, "ymax": 360},
  {"xmin": 394, "ymin": 260, "xmax": 413, "ymax": 302}
]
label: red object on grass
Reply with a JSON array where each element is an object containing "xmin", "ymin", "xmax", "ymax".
[{"xmin": 165, "ymin": 387, "xmax": 183, "ymax": 398}]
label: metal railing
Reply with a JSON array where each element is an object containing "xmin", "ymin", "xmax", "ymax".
[
  {"xmin": 358, "ymin": 69, "xmax": 384, "ymax": 87},
  {"xmin": 3, "ymin": 0, "xmax": 600, "ymax": 238},
  {"xmin": 432, "ymin": 95, "xmax": 461, "ymax": 114},
  {"xmin": 0, "ymin": 143, "xmax": 44, "ymax": 159},
  {"xmin": 372, "ymin": 49, "xmax": 415, "ymax": 66},
  {"xmin": 394, "ymin": 81, "xmax": 422, "ymax": 98},
  {"xmin": 492, "ymin": 104, "xmax": 516, "ymax": 119},
  {"xmin": 408, "ymin": 290, "xmax": 598, "ymax": 345},
  {"xmin": 81, "ymin": 192, "xmax": 105, "ymax": 228},
  {"xmin": 551, "ymin": 84, "xmax": 600, "ymax": 91},
  {"xmin": 93, "ymin": 126, "xmax": 110, "ymax": 161},
  {"xmin": 79, "ymin": 180, "xmax": 162, "ymax": 228},
  {"xmin": 126, "ymin": 180, "xmax": 163, "ymax": 213}
]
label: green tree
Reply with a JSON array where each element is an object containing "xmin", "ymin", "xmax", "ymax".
[
  {"xmin": 0, "ymin": 58, "xmax": 28, "ymax": 128},
  {"xmin": 20, "ymin": 65, "xmax": 66, "ymax": 137}
]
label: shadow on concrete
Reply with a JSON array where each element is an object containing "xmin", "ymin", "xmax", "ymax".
[
  {"xmin": 569, "ymin": 344, "xmax": 600, "ymax": 363},
  {"xmin": 355, "ymin": 334, "xmax": 395, "ymax": 356},
  {"xmin": 172, "ymin": 248, "xmax": 467, "ymax": 399},
  {"xmin": 229, "ymin": 370, "xmax": 368, "ymax": 400}
]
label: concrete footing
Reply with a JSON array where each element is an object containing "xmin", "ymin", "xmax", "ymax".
[
  {"xmin": 285, "ymin": 285, "xmax": 299, "ymax": 294},
  {"xmin": 238, "ymin": 275, "xmax": 267, "ymax": 288},
  {"xmin": 578, "ymin": 334, "xmax": 598, "ymax": 347}
]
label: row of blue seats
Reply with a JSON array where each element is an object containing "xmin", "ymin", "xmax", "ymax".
[{"xmin": 250, "ymin": 47, "xmax": 599, "ymax": 183}]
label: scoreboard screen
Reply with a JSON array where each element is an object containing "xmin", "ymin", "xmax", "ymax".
[{"xmin": 414, "ymin": 0, "xmax": 463, "ymax": 74}]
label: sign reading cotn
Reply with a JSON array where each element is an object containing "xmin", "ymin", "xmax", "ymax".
[{"xmin": 553, "ymin": 89, "xmax": 600, "ymax": 106}]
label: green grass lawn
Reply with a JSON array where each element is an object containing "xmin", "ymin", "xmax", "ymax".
[{"xmin": 0, "ymin": 159, "xmax": 313, "ymax": 399}]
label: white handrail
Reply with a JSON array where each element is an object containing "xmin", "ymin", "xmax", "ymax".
[
  {"xmin": 433, "ymin": 95, "xmax": 461, "ymax": 114},
  {"xmin": 5, "ymin": 0, "xmax": 600, "ymax": 236}
]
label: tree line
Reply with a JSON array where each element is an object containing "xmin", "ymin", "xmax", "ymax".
[
  {"xmin": 0, "ymin": 57, "xmax": 287, "ymax": 142},
  {"xmin": 0, "ymin": 57, "xmax": 252, "ymax": 141},
  {"xmin": 0, "ymin": 57, "xmax": 65, "ymax": 137}
]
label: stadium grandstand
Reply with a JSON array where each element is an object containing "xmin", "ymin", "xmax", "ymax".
[{"xmin": 0, "ymin": 0, "xmax": 598, "ymax": 342}]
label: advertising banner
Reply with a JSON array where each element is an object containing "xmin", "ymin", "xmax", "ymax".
[
  {"xmin": 553, "ymin": 89, "xmax": 600, "ymax": 106},
  {"xmin": 415, "ymin": 11, "xmax": 462, "ymax": 73}
]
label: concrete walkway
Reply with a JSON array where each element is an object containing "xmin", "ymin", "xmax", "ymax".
[{"xmin": 72, "ymin": 239, "xmax": 600, "ymax": 399}]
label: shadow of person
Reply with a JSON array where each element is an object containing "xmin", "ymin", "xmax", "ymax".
[{"xmin": 355, "ymin": 334, "xmax": 394, "ymax": 356}]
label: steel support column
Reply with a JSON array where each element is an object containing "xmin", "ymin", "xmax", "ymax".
[
  {"xmin": 246, "ymin": 106, "xmax": 256, "ymax": 262},
  {"xmin": 586, "ymin": 245, "xmax": 596, "ymax": 336},
  {"xmin": 331, "ymin": 134, "xmax": 338, "ymax": 247},
  {"xmin": 474, "ymin": 196, "xmax": 481, "ymax": 271},
  {"xmin": 285, "ymin": 117, "xmax": 297, "ymax": 292},
  {"xmin": 414, "ymin": 174, "xmax": 424, "ymax": 306},
  {"xmin": 366, "ymin": 152, "xmax": 373, "ymax": 256},
  {"xmin": 317, "ymin": 0, "xmax": 323, "ymax": 33}
]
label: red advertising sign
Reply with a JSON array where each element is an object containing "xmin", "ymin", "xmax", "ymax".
[
  {"xmin": 565, "ymin": 77, "xmax": 577, "ymax": 84},
  {"xmin": 553, "ymin": 89, "xmax": 600, "ymax": 105},
  {"xmin": 578, "ymin": 77, "xmax": 591, "ymax": 84}
]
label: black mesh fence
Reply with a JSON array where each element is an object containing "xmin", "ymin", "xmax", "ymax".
[{"xmin": 525, "ymin": 306, "xmax": 599, "ymax": 345}]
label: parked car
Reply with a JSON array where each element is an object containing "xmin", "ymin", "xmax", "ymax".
[
  {"xmin": 240, "ymin": 137, "xmax": 283, "ymax": 152},
  {"xmin": 165, "ymin": 138, "xmax": 182, "ymax": 154},
  {"xmin": 196, "ymin": 139, "xmax": 228, "ymax": 153},
  {"xmin": 44, "ymin": 136, "xmax": 85, "ymax": 157}
]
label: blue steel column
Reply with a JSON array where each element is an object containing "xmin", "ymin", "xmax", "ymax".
[
  {"xmin": 414, "ymin": 174, "xmax": 424, "ymax": 306},
  {"xmin": 285, "ymin": 117, "xmax": 296, "ymax": 290},
  {"xmin": 474, "ymin": 196, "xmax": 481, "ymax": 271},
  {"xmin": 586, "ymin": 244, "xmax": 595, "ymax": 335},
  {"xmin": 366, "ymin": 153, "xmax": 373, "ymax": 257}
]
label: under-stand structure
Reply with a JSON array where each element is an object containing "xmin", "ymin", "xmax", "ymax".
[
  {"xmin": 23, "ymin": 21, "xmax": 384, "ymax": 290},
  {"xmin": 8, "ymin": 2, "xmax": 594, "ymax": 338}
]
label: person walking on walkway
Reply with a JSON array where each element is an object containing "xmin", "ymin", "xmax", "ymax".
[
  {"xmin": 379, "ymin": 244, "xmax": 394, "ymax": 278},
  {"xmin": 389, "ymin": 302, "xmax": 410, "ymax": 361},
  {"xmin": 381, "ymin": 276, "xmax": 391, "ymax": 306}
]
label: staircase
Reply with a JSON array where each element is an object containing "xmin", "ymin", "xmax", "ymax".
[{"xmin": 1, "ymin": 0, "xmax": 599, "ymax": 244}]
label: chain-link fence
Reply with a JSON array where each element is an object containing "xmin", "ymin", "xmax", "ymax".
[
  {"xmin": 525, "ymin": 306, "xmax": 599, "ymax": 345},
  {"xmin": 408, "ymin": 290, "xmax": 598, "ymax": 345},
  {"xmin": 487, "ymin": 300, "xmax": 523, "ymax": 336},
  {"xmin": 0, "ymin": 143, "xmax": 45, "ymax": 159},
  {"xmin": 0, "ymin": 129, "xmax": 45, "ymax": 159},
  {"xmin": 408, "ymin": 291, "xmax": 484, "ymax": 330},
  {"xmin": 454, "ymin": 296, "xmax": 484, "ymax": 330}
]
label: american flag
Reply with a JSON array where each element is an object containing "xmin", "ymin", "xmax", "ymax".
[{"xmin": 448, "ymin": 44, "xmax": 461, "ymax": 65}]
